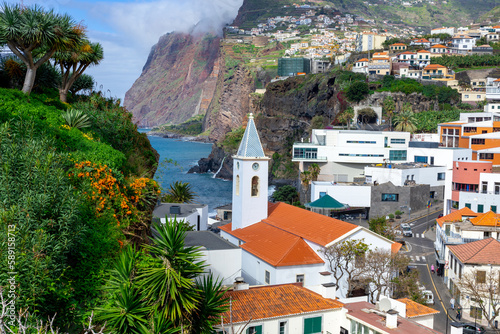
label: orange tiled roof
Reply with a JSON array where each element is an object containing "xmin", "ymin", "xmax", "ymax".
[
  {"xmin": 373, "ymin": 51, "xmax": 389, "ymax": 56},
  {"xmin": 495, "ymin": 78, "xmax": 500, "ymax": 82},
  {"xmin": 436, "ymin": 207, "xmax": 478, "ymax": 227},
  {"xmin": 414, "ymin": 38, "xmax": 430, "ymax": 43},
  {"xmin": 397, "ymin": 298, "xmax": 440, "ymax": 318},
  {"xmin": 357, "ymin": 58, "xmax": 369, "ymax": 62},
  {"xmin": 221, "ymin": 284, "xmax": 344, "ymax": 324},
  {"xmin": 417, "ymin": 49, "xmax": 431, "ymax": 53},
  {"xmin": 431, "ymin": 44, "xmax": 448, "ymax": 48},
  {"xmin": 263, "ymin": 202, "xmax": 359, "ymax": 246},
  {"xmin": 449, "ymin": 238, "xmax": 500, "ymax": 265},
  {"xmin": 424, "ymin": 64, "xmax": 447, "ymax": 70},
  {"xmin": 493, "ymin": 25, "xmax": 500, "ymax": 29},
  {"xmin": 391, "ymin": 43, "xmax": 406, "ymax": 46},
  {"xmin": 400, "ymin": 51, "xmax": 416, "ymax": 55},
  {"xmin": 470, "ymin": 211, "xmax": 500, "ymax": 226},
  {"xmin": 219, "ymin": 222, "xmax": 324, "ymax": 267}
]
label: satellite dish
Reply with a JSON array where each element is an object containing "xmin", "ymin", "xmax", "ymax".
[{"xmin": 379, "ymin": 298, "xmax": 392, "ymax": 312}]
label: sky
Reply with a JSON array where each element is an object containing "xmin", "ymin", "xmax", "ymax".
[{"xmin": 12, "ymin": 0, "xmax": 243, "ymax": 100}]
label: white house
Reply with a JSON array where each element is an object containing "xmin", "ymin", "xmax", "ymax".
[
  {"xmin": 430, "ymin": 44, "xmax": 449, "ymax": 54},
  {"xmin": 397, "ymin": 51, "xmax": 417, "ymax": 65},
  {"xmin": 185, "ymin": 231, "xmax": 241, "ymax": 285},
  {"xmin": 451, "ymin": 34, "xmax": 476, "ymax": 53},
  {"xmin": 292, "ymin": 129, "xmax": 411, "ymax": 182},
  {"xmin": 220, "ymin": 114, "xmax": 398, "ymax": 298},
  {"xmin": 352, "ymin": 58, "xmax": 369, "ymax": 74},
  {"xmin": 153, "ymin": 202, "xmax": 208, "ymax": 231},
  {"xmin": 364, "ymin": 163, "xmax": 447, "ymax": 188},
  {"xmin": 447, "ymin": 238, "xmax": 500, "ymax": 327},
  {"xmin": 215, "ymin": 283, "xmax": 345, "ymax": 334},
  {"xmin": 416, "ymin": 50, "xmax": 431, "ymax": 67}
]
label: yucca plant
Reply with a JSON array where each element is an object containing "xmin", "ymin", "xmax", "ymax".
[{"xmin": 62, "ymin": 108, "xmax": 91, "ymax": 129}]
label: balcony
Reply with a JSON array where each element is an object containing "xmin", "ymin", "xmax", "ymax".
[
  {"xmin": 486, "ymin": 86, "xmax": 500, "ymax": 100},
  {"xmin": 437, "ymin": 228, "xmax": 481, "ymax": 245},
  {"xmin": 292, "ymin": 156, "xmax": 327, "ymax": 161}
]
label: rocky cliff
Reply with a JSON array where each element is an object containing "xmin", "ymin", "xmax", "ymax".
[{"xmin": 124, "ymin": 33, "xmax": 221, "ymax": 127}]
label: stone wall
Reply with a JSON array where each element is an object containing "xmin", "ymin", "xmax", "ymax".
[{"xmin": 370, "ymin": 182, "xmax": 430, "ymax": 219}]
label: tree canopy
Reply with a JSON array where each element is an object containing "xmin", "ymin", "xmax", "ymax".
[{"xmin": 0, "ymin": 3, "xmax": 84, "ymax": 94}]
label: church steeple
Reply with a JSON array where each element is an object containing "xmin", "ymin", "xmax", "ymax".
[{"xmin": 231, "ymin": 113, "xmax": 270, "ymax": 230}]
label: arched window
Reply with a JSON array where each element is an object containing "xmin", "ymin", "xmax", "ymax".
[
  {"xmin": 236, "ymin": 175, "xmax": 240, "ymax": 196},
  {"xmin": 251, "ymin": 176, "xmax": 259, "ymax": 197}
]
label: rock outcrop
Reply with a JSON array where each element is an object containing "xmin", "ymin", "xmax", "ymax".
[{"xmin": 124, "ymin": 33, "xmax": 221, "ymax": 127}]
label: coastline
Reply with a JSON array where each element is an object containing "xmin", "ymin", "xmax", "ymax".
[{"xmin": 142, "ymin": 129, "xmax": 213, "ymax": 143}]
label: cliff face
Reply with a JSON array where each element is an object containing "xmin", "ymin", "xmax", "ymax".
[{"xmin": 124, "ymin": 33, "xmax": 221, "ymax": 127}]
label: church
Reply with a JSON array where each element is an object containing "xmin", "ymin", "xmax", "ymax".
[{"xmin": 220, "ymin": 113, "xmax": 400, "ymax": 298}]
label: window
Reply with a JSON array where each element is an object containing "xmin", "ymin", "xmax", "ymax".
[
  {"xmin": 482, "ymin": 181, "xmax": 488, "ymax": 194},
  {"xmin": 470, "ymin": 306, "xmax": 483, "ymax": 320},
  {"xmin": 296, "ymin": 274, "xmax": 305, "ymax": 283},
  {"xmin": 472, "ymin": 138, "xmax": 485, "ymax": 145},
  {"xmin": 495, "ymin": 182, "xmax": 500, "ymax": 194},
  {"xmin": 484, "ymin": 231, "xmax": 491, "ymax": 238},
  {"xmin": 319, "ymin": 192, "xmax": 326, "ymax": 198},
  {"xmin": 251, "ymin": 176, "xmax": 259, "ymax": 197},
  {"xmin": 279, "ymin": 321, "xmax": 287, "ymax": 334},
  {"xmin": 476, "ymin": 271, "xmax": 486, "ymax": 284},
  {"xmin": 477, "ymin": 95, "xmax": 481, "ymax": 99},
  {"xmin": 492, "ymin": 205, "xmax": 497, "ymax": 213},
  {"xmin": 390, "ymin": 138, "xmax": 406, "ymax": 144},
  {"xmin": 430, "ymin": 156, "xmax": 434, "ymax": 165},
  {"xmin": 247, "ymin": 325, "xmax": 263, "ymax": 334},
  {"xmin": 389, "ymin": 150, "xmax": 407, "ymax": 161},
  {"xmin": 265, "ymin": 270, "xmax": 270, "ymax": 284},
  {"xmin": 480, "ymin": 153, "xmax": 494, "ymax": 160},
  {"xmin": 236, "ymin": 175, "xmax": 240, "ymax": 196},
  {"xmin": 465, "ymin": 203, "xmax": 471, "ymax": 209},
  {"xmin": 304, "ymin": 317, "xmax": 322, "ymax": 334},
  {"xmin": 381, "ymin": 193, "xmax": 398, "ymax": 202},
  {"xmin": 465, "ymin": 94, "xmax": 469, "ymax": 99},
  {"xmin": 478, "ymin": 204, "xmax": 484, "ymax": 213},
  {"xmin": 437, "ymin": 173, "xmax": 445, "ymax": 180},
  {"xmin": 347, "ymin": 140, "xmax": 376, "ymax": 144},
  {"xmin": 414, "ymin": 156, "xmax": 428, "ymax": 163},
  {"xmin": 464, "ymin": 127, "xmax": 476, "ymax": 133},
  {"xmin": 293, "ymin": 147, "xmax": 318, "ymax": 159}
]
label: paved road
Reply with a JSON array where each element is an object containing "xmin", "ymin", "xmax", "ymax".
[{"xmin": 400, "ymin": 209, "xmax": 451, "ymax": 333}]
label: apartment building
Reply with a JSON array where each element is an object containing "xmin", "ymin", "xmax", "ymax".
[{"xmin": 292, "ymin": 129, "xmax": 411, "ymax": 182}]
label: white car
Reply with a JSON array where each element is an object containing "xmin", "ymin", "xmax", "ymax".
[{"xmin": 400, "ymin": 223, "xmax": 413, "ymax": 237}]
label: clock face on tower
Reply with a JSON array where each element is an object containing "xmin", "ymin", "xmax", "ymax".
[{"xmin": 252, "ymin": 163, "xmax": 259, "ymax": 171}]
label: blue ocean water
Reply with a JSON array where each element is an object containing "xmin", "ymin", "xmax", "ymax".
[{"xmin": 144, "ymin": 133, "xmax": 233, "ymax": 214}]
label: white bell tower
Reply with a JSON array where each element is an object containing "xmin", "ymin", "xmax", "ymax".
[{"xmin": 231, "ymin": 113, "xmax": 270, "ymax": 230}]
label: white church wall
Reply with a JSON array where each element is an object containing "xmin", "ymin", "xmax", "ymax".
[
  {"xmin": 276, "ymin": 263, "xmax": 326, "ymax": 287},
  {"xmin": 241, "ymin": 251, "xmax": 277, "ymax": 285},
  {"xmin": 200, "ymin": 248, "xmax": 242, "ymax": 286}
]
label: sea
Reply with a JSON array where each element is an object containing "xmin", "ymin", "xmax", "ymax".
[{"xmin": 143, "ymin": 131, "xmax": 233, "ymax": 215}]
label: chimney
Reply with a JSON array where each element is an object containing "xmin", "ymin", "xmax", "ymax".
[
  {"xmin": 233, "ymin": 277, "xmax": 249, "ymax": 291},
  {"xmin": 386, "ymin": 309, "xmax": 398, "ymax": 329},
  {"xmin": 321, "ymin": 283, "xmax": 337, "ymax": 299}
]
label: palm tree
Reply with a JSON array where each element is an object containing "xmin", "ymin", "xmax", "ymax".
[
  {"xmin": 338, "ymin": 107, "xmax": 354, "ymax": 130},
  {"xmin": 139, "ymin": 221, "xmax": 206, "ymax": 325},
  {"xmin": 53, "ymin": 40, "xmax": 104, "ymax": 102},
  {"xmin": 308, "ymin": 163, "xmax": 321, "ymax": 181},
  {"xmin": 165, "ymin": 181, "xmax": 196, "ymax": 203},
  {"xmin": 393, "ymin": 103, "xmax": 417, "ymax": 133},
  {"xmin": 382, "ymin": 96, "xmax": 396, "ymax": 131},
  {"xmin": 0, "ymin": 4, "xmax": 84, "ymax": 94}
]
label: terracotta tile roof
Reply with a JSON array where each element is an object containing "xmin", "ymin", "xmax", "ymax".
[
  {"xmin": 495, "ymin": 78, "xmax": 500, "ymax": 82},
  {"xmin": 397, "ymin": 298, "xmax": 440, "ymax": 318},
  {"xmin": 470, "ymin": 211, "xmax": 500, "ymax": 226},
  {"xmin": 414, "ymin": 38, "xmax": 430, "ymax": 43},
  {"xmin": 493, "ymin": 25, "xmax": 500, "ymax": 29},
  {"xmin": 220, "ymin": 284, "xmax": 344, "ymax": 324},
  {"xmin": 431, "ymin": 44, "xmax": 448, "ymax": 48},
  {"xmin": 417, "ymin": 49, "xmax": 431, "ymax": 53},
  {"xmin": 357, "ymin": 58, "xmax": 369, "ymax": 62},
  {"xmin": 373, "ymin": 51, "xmax": 389, "ymax": 56},
  {"xmin": 400, "ymin": 51, "xmax": 416, "ymax": 55},
  {"xmin": 453, "ymin": 34, "xmax": 473, "ymax": 39},
  {"xmin": 346, "ymin": 301, "xmax": 441, "ymax": 333},
  {"xmin": 220, "ymin": 222, "xmax": 324, "ymax": 267},
  {"xmin": 424, "ymin": 64, "xmax": 447, "ymax": 70},
  {"xmin": 392, "ymin": 242, "xmax": 403, "ymax": 254},
  {"xmin": 264, "ymin": 202, "xmax": 359, "ymax": 246},
  {"xmin": 449, "ymin": 238, "xmax": 500, "ymax": 265},
  {"xmin": 391, "ymin": 43, "xmax": 407, "ymax": 46},
  {"xmin": 436, "ymin": 207, "xmax": 478, "ymax": 227}
]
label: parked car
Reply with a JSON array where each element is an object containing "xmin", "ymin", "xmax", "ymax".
[
  {"xmin": 400, "ymin": 223, "xmax": 413, "ymax": 237},
  {"xmin": 438, "ymin": 213, "xmax": 444, "ymax": 218},
  {"xmin": 450, "ymin": 322, "xmax": 486, "ymax": 334}
]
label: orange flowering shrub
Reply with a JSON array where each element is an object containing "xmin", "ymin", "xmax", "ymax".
[{"xmin": 70, "ymin": 161, "xmax": 160, "ymax": 228}]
